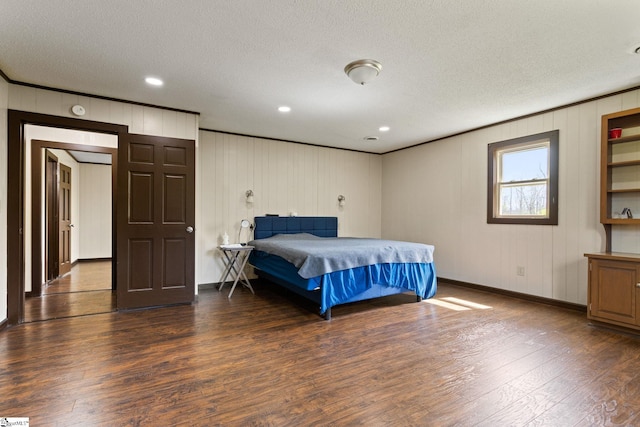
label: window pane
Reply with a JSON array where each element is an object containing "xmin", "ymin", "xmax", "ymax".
[
  {"xmin": 499, "ymin": 182, "xmax": 548, "ymax": 216},
  {"xmin": 500, "ymin": 146, "xmax": 548, "ymax": 182}
]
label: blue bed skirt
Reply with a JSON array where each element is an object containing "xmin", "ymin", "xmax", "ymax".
[{"xmin": 249, "ymin": 251, "xmax": 437, "ymax": 315}]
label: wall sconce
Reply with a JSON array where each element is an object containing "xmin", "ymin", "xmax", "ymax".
[
  {"xmin": 245, "ymin": 189, "xmax": 254, "ymax": 203},
  {"xmin": 338, "ymin": 195, "xmax": 346, "ymax": 207}
]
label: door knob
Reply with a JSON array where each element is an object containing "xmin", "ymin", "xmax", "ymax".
[{"xmin": 186, "ymin": 226, "xmax": 194, "ymax": 233}]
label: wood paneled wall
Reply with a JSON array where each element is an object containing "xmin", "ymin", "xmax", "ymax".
[
  {"xmin": 196, "ymin": 130, "xmax": 382, "ymax": 285},
  {"xmin": 8, "ymin": 85, "xmax": 198, "ymax": 140},
  {"xmin": 382, "ymin": 90, "xmax": 640, "ymax": 305}
]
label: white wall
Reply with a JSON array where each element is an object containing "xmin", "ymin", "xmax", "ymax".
[
  {"xmin": 382, "ymin": 89, "xmax": 640, "ymax": 305},
  {"xmin": 79, "ymin": 163, "xmax": 112, "ymax": 259},
  {"xmin": 0, "ymin": 78, "xmax": 8, "ymax": 322},
  {"xmin": 196, "ymin": 130, "xmax": 382, "ymax": 285}
]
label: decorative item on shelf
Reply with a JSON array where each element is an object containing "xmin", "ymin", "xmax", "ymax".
[
  {"xmin": 344, "ymin": 59, "xmax": 382, "ymax": 85},
  {"xmin": 238, "ymin": 219, "xmax": 253, "ymax": 244},
  {"xmin": 338, "ymin": 195, "xmax": 346, "ymax": 207},
  {"xmin": 621, "ymin": 207, "xmax": 633, "ymax": 219},
  {"xmin": 222, "ymin": 231, "xmax": 229, "ymax": 245},
  {"xmin": 609, "ymin": 128, "xmax": 622, "ymax": 139},
  {"xmin": 245, "ymin": 189, "xmax": 254, "ymax": 204}
]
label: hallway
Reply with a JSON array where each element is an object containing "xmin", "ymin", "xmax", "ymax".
[{"xmin": 24, "ymin": 260, "xmax": 114, "ymax": 322}]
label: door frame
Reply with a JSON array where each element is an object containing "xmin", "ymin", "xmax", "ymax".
[
  {"xmin": 45, "ymin": 149, "xmax": 59, "ymax": 290},
  {"xmin": 31, "ymin": 140, "xmax": 117, "ymax": 300},
  {"xmin": 7, "ymin": 110, "xmax": 127, "ymax": 325}
]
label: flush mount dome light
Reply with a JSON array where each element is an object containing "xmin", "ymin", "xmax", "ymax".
[{"xmin": 344, "ymin": 59, "xmax": 382, "ymax": 85}]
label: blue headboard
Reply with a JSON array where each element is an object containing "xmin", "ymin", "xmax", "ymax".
[{"xmin": 253, "ymin": 216, "xmax": 338, "ymax": 239}]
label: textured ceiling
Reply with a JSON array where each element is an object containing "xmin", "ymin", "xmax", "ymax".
[{"xmin": 2, "ymin": 1, "xmax": 640, "ymax": 153}]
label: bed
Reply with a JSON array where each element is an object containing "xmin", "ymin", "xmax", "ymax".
[{"xmin": 248, "ymin": 216, "xmax": 437, "ymax": 319}]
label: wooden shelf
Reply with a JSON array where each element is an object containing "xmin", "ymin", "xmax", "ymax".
[
  {"xmin": 585, "ymin": 252, "xmax": 640, "ymax": 262},
  {"xmin": 601, "ymin": 218, "xmax": 640, "ymax": 225},
  {"xmin": 607, "ymin": 188, "xmax": 640, "ymax": 193},
  {"xmin": 608, "ymin": 159, "xmax": 640, "ymax": 167},
  {"xmin": 608, "ymin": 134, "xmax": 640, "ymax": 144},
  {"xmin": 600, "ymin": 107, "xmax": 640, "ymax": 249}
]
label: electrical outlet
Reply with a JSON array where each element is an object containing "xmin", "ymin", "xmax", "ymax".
[{"xmin": 517, "ymin": 266, "xmax": 525, "ymax": 276}]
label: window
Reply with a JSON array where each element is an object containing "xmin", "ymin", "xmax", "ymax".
[{"xmin": 487, "ymin": 130, "xmax": 558, "ymax": 225}]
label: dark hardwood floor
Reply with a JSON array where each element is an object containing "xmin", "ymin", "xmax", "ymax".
[
  {"xmin": 2, "ymin": 281, "xmax": 640, "ymax": 426},
  {"xmin": 24, "ymin": 260, "xmax": 114, "ymax": 322}
]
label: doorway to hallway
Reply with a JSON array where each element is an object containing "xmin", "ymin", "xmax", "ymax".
[{"xmin": 24, "ymin": 260, "xmax": 114, "ymax": 322}]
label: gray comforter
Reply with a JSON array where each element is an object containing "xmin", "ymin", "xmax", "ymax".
[{"xmin": 249, "ymin": 233, "xmax": 434, "ymax": 279}]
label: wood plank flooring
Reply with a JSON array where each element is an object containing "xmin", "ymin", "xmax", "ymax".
[
  {"xmin": 2, "ymin": 281, "xmax": 640, "ymax": 426},
  {"xmin": 24, "ymin": 260, "xmax": 114, "ymax": 322}
]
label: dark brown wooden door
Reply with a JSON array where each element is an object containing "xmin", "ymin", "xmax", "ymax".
[
  {"xmin": 117, "ymin": 133, "xmax": 195, "ymax": 309},
  {"xmin": 45, "ymin": 151, "xmax": 59, "ymax": 283},
  {"xmin": 58, "ymin": 163, "xmax": 72, "ymax": 276}
]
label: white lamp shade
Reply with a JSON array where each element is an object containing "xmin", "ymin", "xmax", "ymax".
[{"xmin": 344, "ymin": 60, "xmax": 382, "ymax": 85}]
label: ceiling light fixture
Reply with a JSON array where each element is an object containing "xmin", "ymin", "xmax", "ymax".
[
  {"xmin": 363, "ymin": 136, "xmax": 379, "ymax": 141},
  {"xmin": 278, "ymin": 106, "xmax": 291, "ymax": 113},
  {"xmin": 379, "ymin": 126, "xmax": 390, "ymax": 132},
  {"xmin": 344, "ymin": 59, "xmax": 382, "ymax": 85},
  {"xmin": 145, "ymin": 77, "xmax": 163, "ymax": 86}
]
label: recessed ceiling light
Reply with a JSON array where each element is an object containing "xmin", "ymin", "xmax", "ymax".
[
  {"xmin": 379, "ymin": 126, "xmax": 390, "ymax": 132},
  {"xmin": 278, "ymin": 106, "xmax": 291, "ymax": 113},
  {"xmin": 363, "ymin": 136, "xmax": 379, "ymax": 141},
  {"xmin": 145, "ymin": 77, "xmax": 163, "ymax": 86}
]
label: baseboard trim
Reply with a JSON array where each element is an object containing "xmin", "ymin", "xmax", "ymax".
[
  {"xmin": 198, "ymin": 283, "xmax": 218, "ymax": 291},
  {"xmin": 587, "ymin": 319, "xmax": 640, "ymax": 337},
  {"xmin": 438, "ymin": 277, "xmax": 587, "ymax": 313},
  {"xmin": 78, "ymin": 258, "xmax": 112, "ymax": 262},
  {"xmin": 0, "ymin": 318, "xmax": 7, "ymax": 332}
]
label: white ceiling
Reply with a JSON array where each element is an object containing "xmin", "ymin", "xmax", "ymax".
[
  {"xmin": 2, "ymin": 1, "xmax": 640, "ymax": 154},
  {"xmin": 67, "ymin": 150, "xmax": 112, "ymax": 165}
]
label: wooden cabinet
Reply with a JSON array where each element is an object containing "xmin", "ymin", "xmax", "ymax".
[
  {"xmin": 586, "ymin": 253, "xmax": 640, "ymax": 331},
  {"xmin": 601, "ymin": 108, "xmax": 640, "ymax": 250},
  {"xmin": 586, "ymin": 108, "xmax": 640, "ymax": 332}
]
